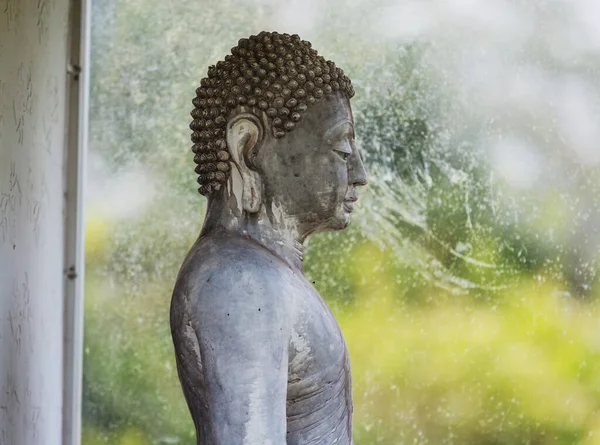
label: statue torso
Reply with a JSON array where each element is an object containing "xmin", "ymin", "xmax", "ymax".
[
  {"xmin": 171, "ymin": 232, "xmax": 353, "ymax": 445},
  {"xmin": 286, "ymin": 264, "xmax": 353, "ymax": 445}
]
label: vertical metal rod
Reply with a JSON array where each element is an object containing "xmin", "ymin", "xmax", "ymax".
[{"xmin": 63, "ymin": 0, "xmax": 90, "ymax": 442}]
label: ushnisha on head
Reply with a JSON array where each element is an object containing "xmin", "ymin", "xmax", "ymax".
[{"xmin": 190, "ymin": 31, "xmax": 355, "ymax": 196}]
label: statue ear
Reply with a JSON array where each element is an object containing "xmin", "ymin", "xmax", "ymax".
[{"xmin": 226, "ymin": 114, "xmax": 263, "ymax": 213}]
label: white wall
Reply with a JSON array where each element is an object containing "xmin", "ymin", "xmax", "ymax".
[{"xmin": 0, "ymin": 0, "xmax": 71, "ymax": 443}]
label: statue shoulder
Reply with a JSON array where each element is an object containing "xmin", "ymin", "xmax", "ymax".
[{"xmin": 171, "ymin": 233, "xmax": 296, "ymax": 318}]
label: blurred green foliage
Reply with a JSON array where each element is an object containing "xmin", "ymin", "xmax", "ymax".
[
  {"xmin": 84, "ymin": 210, "xmax": 600, "ymax": 445},
  {"xmin": 85, "ymin": 0, "xmax": 600, "ymax": 443}
]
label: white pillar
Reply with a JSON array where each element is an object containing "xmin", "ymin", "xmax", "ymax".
[{"xmin": 0, "ymin": 0, "xmax": 83, "ymax": 443}]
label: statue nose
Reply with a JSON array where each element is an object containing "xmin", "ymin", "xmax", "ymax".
[{"xmin": 349, "ymin": 151, "xmax": 368, "ymax": 187}]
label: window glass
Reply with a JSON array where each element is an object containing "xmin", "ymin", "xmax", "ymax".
[{"xmin": 85, "ymin": 1, "xmax": 600, "ymax": 444}]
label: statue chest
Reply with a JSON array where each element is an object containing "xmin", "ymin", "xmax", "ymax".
[{"xmin": 285, "ymin": 280, "xmax": 353, "ymax": 445}]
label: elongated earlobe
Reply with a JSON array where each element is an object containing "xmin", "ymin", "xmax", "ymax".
[{"xmin": 227, "ymin": 114, "xmax": 263, "ymax": 213}]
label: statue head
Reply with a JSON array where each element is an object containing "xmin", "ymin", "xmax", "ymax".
[{"xmin": 190, "ymin": 31, "xmax": 367, "ymax": 239}]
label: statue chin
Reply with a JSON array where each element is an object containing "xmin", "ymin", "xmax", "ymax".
[
  {"xmin": 330, "ymin": 208, "xmax": 352, "ymax": 231},
  {"xmin": 296, "ymin": 203, "xmax": 353, "ymax": 235}
]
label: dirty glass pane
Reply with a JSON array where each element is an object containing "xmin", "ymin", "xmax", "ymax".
[{"xmin": 84, "ymin": 0, "xmax": 600, "ymax": 444}]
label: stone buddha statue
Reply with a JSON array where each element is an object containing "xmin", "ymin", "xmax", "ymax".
[{"xmin": 170, "ymin": 31, "xmax": 367, "ymax": 445}]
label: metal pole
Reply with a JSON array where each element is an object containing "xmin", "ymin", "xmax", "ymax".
[{"xmin": 62, "ymin": 0, "xmax": 90, "ymax": 442}]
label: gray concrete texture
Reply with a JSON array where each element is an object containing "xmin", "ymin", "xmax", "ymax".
[{"xmin": 0, "ymin": 1, "xmax": 71, "ymax": 444}]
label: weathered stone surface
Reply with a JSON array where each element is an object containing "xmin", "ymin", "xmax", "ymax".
[{"xmin": 171, "ymin": 31, "xmax": 367, "ymax": 445}]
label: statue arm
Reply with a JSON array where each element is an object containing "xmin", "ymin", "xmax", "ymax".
[{"xmin": 192, "ymin": 269, "xmax": 290, "ymax": 444}]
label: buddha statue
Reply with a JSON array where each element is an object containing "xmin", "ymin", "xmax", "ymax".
[{"xmin": 170, "ymin": 31, "xmax": 367, "ymax": 445}]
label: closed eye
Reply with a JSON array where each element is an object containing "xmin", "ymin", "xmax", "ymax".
[
  {"xmin": 332, "ymin": 138, "xmax": 352, "ymax": 162},
  {"xmin": 335, "ymin": 150, "xmax": 350, "ymax": 161}
]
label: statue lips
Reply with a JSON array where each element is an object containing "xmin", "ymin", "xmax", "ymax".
[
  {"xmin": 343, "ymin": 197, "xmax": 358, "ymax": 213},
  {"xmin": 344, "ymin": 187, "xmax": 359, "ymax": 213}
]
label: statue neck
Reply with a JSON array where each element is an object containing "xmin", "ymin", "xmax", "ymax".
[{"xmin": 200, "ymin": 188, "xmax": 305, "ymax": 271}]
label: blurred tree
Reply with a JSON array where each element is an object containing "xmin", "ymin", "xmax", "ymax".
[{"xmin": 84, "ymin": 0, "xmax": 600, "ymax": 443}]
